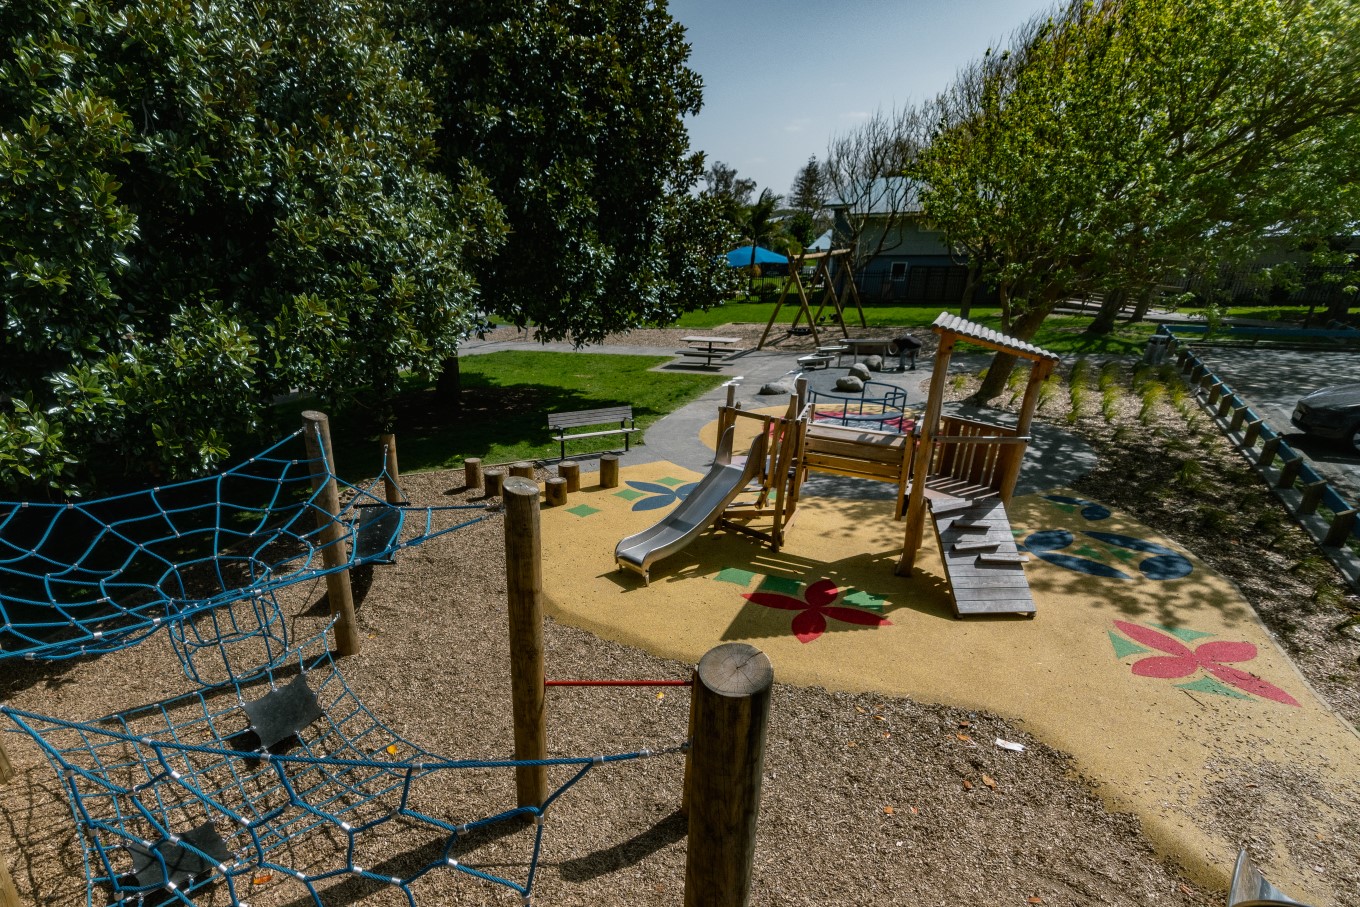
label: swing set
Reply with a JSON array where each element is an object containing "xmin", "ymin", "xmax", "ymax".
[{"xmin": 756, "ymin": 248, "xmax": 867, "ymax": 350}]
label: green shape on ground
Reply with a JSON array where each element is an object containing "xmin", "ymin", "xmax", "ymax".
[
  {"xmin": 1074, "ymin": 545, "xmax": 1105, "ymax": 559},
  {"xmin": 1153, "ymin": 623, "xmax": 1214, "ymax": 643},
  {"xmin": 1109, "ymin": 631, "xmax": 1150, "ymax": 660},
  {"xmin": 1054, "ymin": 504, "xmax": 1076, "ymax": 514},
  {"xmin": 566, "ymin": 504, "xmax": 600, "ymax": 518},
  {"xmin": 756, "ymin": 575, "xmax": 803, "ymax": 596},
  {"xmin": 614, "ymin": 488, "xmax": 646, "ymax": 501},
  {"xmin": 715, "ymin": 567, "xmax": 757, "ymax": 587},
  {"xmin": 657, "ymin": 476, "xmax": 684, "ymax": 487},
  {"xmin": 842, "ymin": 589, "xmax": 885, "ymax": 613},
  {"xmin": 1175, "ymin": 675, "xmax": 1252, "ymax": 700},
  {"xmin": 1109, "ymin": 547, "xmax": 1138, "ymax": 561}
]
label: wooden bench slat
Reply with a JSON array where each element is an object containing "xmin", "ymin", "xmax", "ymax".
[{"xmin": 547, "ymin": 405, "xmax": 637, "ymax": 460}]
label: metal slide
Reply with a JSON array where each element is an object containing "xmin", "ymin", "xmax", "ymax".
[{"xmin": 615, "ymin": 427, "xmax": 768, "ymax": 583}]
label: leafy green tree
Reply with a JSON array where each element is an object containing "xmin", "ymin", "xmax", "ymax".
[
  {"xmin": 914, "ymin": 0, "xmax": 1360, "ymax": 400},
  {"xmin": 0, "ymin": 0, "xmax": 502, "ymax": 494},
  {"xmin": 399, "ymin": 0, "xmax": 736, "ymax": 346}
]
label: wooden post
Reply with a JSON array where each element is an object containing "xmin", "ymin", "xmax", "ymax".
[
  {"xmin": 544, "ymin": 477, "xmax": 568, "ymax": 506},
  {"xmin": 0, "ymin": 739, "xmax": 11, "ymax": 785},
  {"xmin": 464, "ymin": 457, "xmax": 483, "ymax": 491},
  {"xmin": 1207, "ymin": 381, "xmax": 1224, "ymax": 406},
  {"xmin": 558, "ymin": 461, "xmax": 580, "ymax": 492},
  {"xmin": 379, "ymin": 433, "xmax": 402, "ymax": 504},
  {"xmin": 484, "ymin": 468, "xmax": 505, "ymax": 497},
  {"xmin": 795, "ymin": 376, "xmax": 808, "ymax": 414},
  {"xmin": 1176, "ymin": 349, "xmax": 1191, "ymax": 368},
  {"xmin": 1300, "ymin": 481, "xmax": 1329, "ymax": 515},
  {"xmin": 1257, "ymin": 436, "xmax": 1282, "ymax": 468},
  {"xmin": 1277, "ymin": 455, "xmax": 1303, "ymax": 489},
  {"xmin": 899, "ymin": 335, "xmax": 956, "ymax": 573},
  {"xmin": 503, "ymin": 477, "xmax": 548, "ymax": 809},
  {"xmin": 301, "ymin": 411, "xmax": 360, "ymax": 657},
  {"xmin": 600, "ymin": 454, "xmax": 620, "ymax": 488},
  {"xmin": 1323, "ymin": 509, "xmax": 1358, "ymax": 547},
  {"xmin": 1217, "ymin": 395, "xmax": 1235, "ymax": 419},
  {"xmin": 684, "ymin": 643, "xmax": 773, "ymax": 907},
  {"xmin": 1243, "ymin": 419, "xmax": 1264, "ymax": 448},
  {"xmin": 1229, "ymin": 406, "xmax": 1248, "ymax": 432},
  {"xmin": 999, "ymin": 359, "xmax": 1051, "ymax": 503},
  {"xmin": 510, "ymin": 461, "xmax": 535, "ymax": 480},
  {"xmin": 0, "ymin": 860, "xmax": 19, "ymax": 907}
]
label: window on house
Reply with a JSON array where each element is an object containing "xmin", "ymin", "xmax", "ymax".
[{"xmin": 890, "ymin": 262, "xmax": 907, "ymax": 282}]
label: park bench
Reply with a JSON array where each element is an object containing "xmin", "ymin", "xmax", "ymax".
[{"xmin": 547, "ymin": 405, "xmax": 639, "ymax": 461}]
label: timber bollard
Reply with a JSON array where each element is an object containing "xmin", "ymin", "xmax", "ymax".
[
  {"xmin": 1257, "ymin": 436, "xmax": 1282, "ymax": 469},
  {"xmin": 301, "ymin": 411, "xmax": 360, "ymax": 656},
  {"xmin": 1207, "ymin": 381, "xmax": 1224, "ymax": 406},
  {"xmin": 600, "ymin": 454, "xmax": 620, "ymax": 488},
  {"xmin": 1217, "ymin": 395, "xmax": 1235, "ymax": 419},
  {"xmin": 0, "ymin": 739, "xmax": 11, "ymax": 785},
  {"xmin": 380, "ymin": 433, "xmax": 402, "ymax": 504},
  {"xmin": 1229, "ymin": 406, "xmax": 1248, "ymax": 432},
  {"xmin": 484, "ymin": 468, "xmax": 505, "ymax": 497},
  {"xmin": 510, "ymin": 461, "xmax": 536, "ymax": 480},
  {"xmin": 684, "ymin": 642, "xmax": 773, "ymax": 907},
  {"xmin": 0, "ymin": 861, "xmax": 18, "ymax": 907},
  {"xmin": 503, "ymin": 477, "xmax": 548, "ymax": 809},
  {"xmin": 465, "ymin": 457, "xmax": 483, "ymax": 491},
  {"xmin": 1300, "ymin": 481, "xmax": 1329, "ymax": 515},
  {"xmin": 558, "ymin": 461, "xmax": 580, "ymax": 492},
  {"xmin": 1323, "ymin": 509, "xmax": 1358, "ymax": 548},
  {"xmin": 545, "ymin": 477, "xmax": 568, "ymax": 506},
  {"xmin": 1277, "ymin": 456, "xmax": 1304, "ymax": 490},
  {"xmin": 1243, "ymin": 419, "xmax": 1264, "ymax": 448}
]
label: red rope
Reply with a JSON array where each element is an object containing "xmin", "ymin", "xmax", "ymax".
[{"xmin": 544, "ymin": 679, "xmax": 692, "ymax": 687}]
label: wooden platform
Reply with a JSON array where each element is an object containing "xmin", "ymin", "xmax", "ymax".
[{"xmin": 927, "ymin": 494, "xmax": 1035, "ymax": 618}]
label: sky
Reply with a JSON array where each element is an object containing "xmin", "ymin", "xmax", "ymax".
[{"xmin": 667, "ymin": 0, "xmax": 1057, "ymax": 198}]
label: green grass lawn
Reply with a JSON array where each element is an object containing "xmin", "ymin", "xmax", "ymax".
[{"xmin": 304, "ymin": 352, "xmax": 726, "ymax": 476}]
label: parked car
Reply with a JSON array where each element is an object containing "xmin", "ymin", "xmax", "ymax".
[{"xmin": 1291, "ymin": 384, "xmax": 1360, "ymax": 451}]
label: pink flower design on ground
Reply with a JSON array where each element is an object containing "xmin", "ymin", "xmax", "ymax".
[
  {"xmin": 1113, "ymin": 621, "xmax": 1299, "ymax": 706},
  {"xmin": 743, "ymin": 579, "xmax": 891, "ymax": 644}
]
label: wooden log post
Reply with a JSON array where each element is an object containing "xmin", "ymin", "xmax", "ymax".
[
  {"xmin": 684, "ymin": 643, "xmax": 773, "ymax": 907},
  {"xmin": 1229, "ymin": 406, "xmax": 1248, "ymax": 432},
  {"xmin": 795, "ymin": 376, "xmax": 809, "ymax": 414},
  {"xmin": 1243, "ymin": 420, "xmax": 1264, "ymax": 448},
  {"xmin": 1176, "ymin": 349, "xmax": 1191, "ymax": 369},
  {"xmin": 503, "ymin": 477, "xmax": 548, "ymax": 809},
  {"xmin": 0, "ymin": 860, "xmax": 18, "ymax": 907},
  {"xmin": 1217, "ymin": 395, "xmax": 1235, "ymax": 419},
  {"xmin": 1300, "ymin": 481, "xmax": 1329, "ymax": 515},
  {"xmin": 1277, "ymin": 455, "xmax": 1304, "ymax": 490},
  {"xmin": 484, "ymin": 468, "xmax": 506, "ymax": 497},
  {"xmin": 558, "ymin": 461, "xmax": 581, "ymax": 493},
  {"xmin": 510, "ymin": 461, "xmax": 536, "ymax": 480},
  {"xmin": 1206, "ymin": 381, "xmax": 1224, "ymax": 406},
  {"xmin": 379, "ymin": 433, "xmax": 402, "ymax": 504},
  {"xmin": 301, "ymin": 411, "xmax": 360, "ymax": 657},
  {"xmin": 544, "ymin": 477, "xmax": 568, "ymax": 506},
  {"xmin": 1323, "ymin": 509, "xmax": 1358, "ymax": 548},
  {"xmin": 600, "ymin": 454, "xmax": 620, "ymax": 488},
  {"xmin": 1257, "ymin": 436, "xmax": 1282, "ymax": 468},
  {"xmin": 464, "ymin": 457, "xmax": 484, "ymax": 491}
]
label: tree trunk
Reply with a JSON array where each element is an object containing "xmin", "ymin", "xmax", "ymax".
[
  {"xmin": 1123, "ymin": 285, "xmax": 1156, "ymax": 325},
  {"xmin": 971, "ymin": 303, "xmax": 1053, "ymax": 402},
  {"xmin": 959, "ymin": 262, "xmax": 980, "ymax": 319},
  {"xmin": 436, "ymin": 355, "xmax": 461, "ymax": 405},
  {"xmin": 1085, "ymin": 288, "xmax": 1128, "ymax": 336}
]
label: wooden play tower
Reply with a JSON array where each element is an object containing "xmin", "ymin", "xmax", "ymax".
[{"xmin": 898, "ymin": 314, "xmax": 1060, "ymax": 617}]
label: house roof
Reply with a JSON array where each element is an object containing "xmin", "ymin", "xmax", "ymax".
[
  {"xmin": 828, "ymin": 177, "xmax": 924, "ymax": 216},
  {"xmin": 931, "ymin": 312, "xmax": 1060, "ymax": 362}
]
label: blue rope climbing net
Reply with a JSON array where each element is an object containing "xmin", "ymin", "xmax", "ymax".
[
  {"xmin": 0, "ymin": 428, "xmax": 484, "ymax": 671},
  {"xmin": 1, "ymin": 633, "xmax": 684, "ymax": 905}
]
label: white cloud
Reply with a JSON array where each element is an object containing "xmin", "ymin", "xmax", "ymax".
[{"xmin": 784, "ymin": 117, "xmax": 813, "ymax": 133}]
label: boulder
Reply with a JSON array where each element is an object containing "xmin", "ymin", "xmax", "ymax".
[
  {"xmin": 849, "ymin": 363, "xmax": 872, "ymax": 381},
  {"xmin": 758, "ymin": 379, "xmax": 798, "ymax": 396},
  {"xmin": 835, "ymin": 375, "xmax": 865, "ymax": 393},
  {"xmin": 864, "ymin": 354, "xmax": 884, "ymax": 372}
]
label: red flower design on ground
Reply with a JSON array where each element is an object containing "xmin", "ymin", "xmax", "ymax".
[
  {"xmin": 743, "ymin": 579, "xmax": 891, "ymax": 644},
  {"xmin": 1113, "ymin": 621, "xmax": 1299, "ymax": 706}
]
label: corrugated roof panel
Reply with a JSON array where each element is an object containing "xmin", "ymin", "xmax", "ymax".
[{"xmin": 931, "ymin": 312, "xmax": 1060, "ymax": 361}]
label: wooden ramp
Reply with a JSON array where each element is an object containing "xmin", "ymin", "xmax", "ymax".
[{"xmin": 924, "ymin": 484, "xmax": 1035, "ymax": 618}]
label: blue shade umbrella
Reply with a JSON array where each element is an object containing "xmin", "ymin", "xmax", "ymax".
[{"xmin": 726, "ymin": 245, "xmax": 789, "ymax": 267}]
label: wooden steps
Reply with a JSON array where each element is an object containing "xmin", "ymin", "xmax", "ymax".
[{"xmin": 927, "ymin": 496, "xmax": 1035, "ymax": 618}]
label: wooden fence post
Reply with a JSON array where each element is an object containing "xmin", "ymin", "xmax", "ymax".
[
  {"xmin": 558, "ymin": 461, "xmax": 580, "ymax": 492},
  {"xmin": 301, "ymin": 411, "xmax": 360, "ymax": 657},
  {"xmin": 1229, "ymin": 406, "xmax": 1248, "ymax": 432},
  {"xmin": 1277, "ymin": 456, "xmax": 1303, "ymax": 490},
  {"xmin": 1217, "ymin": 395, "xmax": 1235, "ymax": 419},
  {"xmin": 380, "ymin": 433, "xmax": 402, "ymax": 504},
  {"xmin": 503, "ymin": 477, "xmax": 548, "ymax": 810},
  {"xmin": 1242, "ymin": 419, "xmax": 1264, "ymax": 448},
  {"xmin": 1257, "ymin": 436, "xmax": 1282, "ymax": 468},
  {"xmin": 464, "ymin": 457, "xmax": 484, "ymax": 491},
  {"xmin": 684, "ymin": 642, "xmax": 773, "ymax": 907},
  {"xmin": 1323, "ymin": 509, "xmax": 1358, "ymax": 548},
  {"xmin": 1300, "ymin": 481, "xmax": 1329, "ymax": 515}
]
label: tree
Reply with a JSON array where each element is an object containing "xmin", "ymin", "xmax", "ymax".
[
  {"xmin": 740, "ymin": 188, "xmax": 783, "ymax": 296},
  {"xmin": 400, "ymin": 0, "xmax": 736, "ymax": 346},
  {"xmin": 0, "ymin": 0, "xmax": 502, "ymax": 495},
  {"xmin": 789, "ymin": 156, "xmax": 826, "ymax": 217},
  {"xmin": 912, "ymin": 0, "xmax": 1360, "ymax": 401}
]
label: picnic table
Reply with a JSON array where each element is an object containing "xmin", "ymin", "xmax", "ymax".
[{"xmin": 679, "ymin": 336, "xmax": 742, "ymax": 366}]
